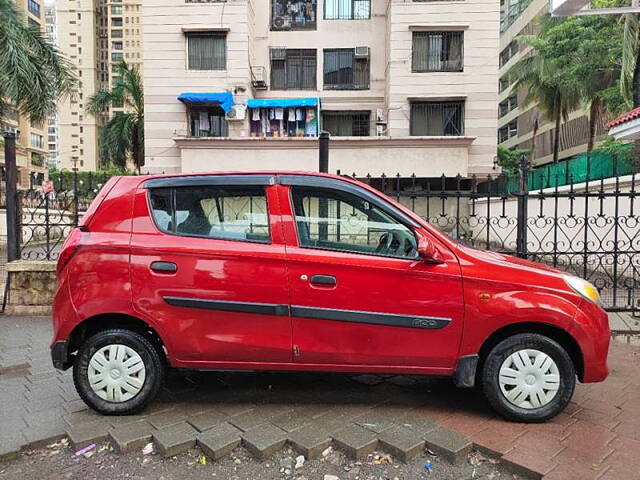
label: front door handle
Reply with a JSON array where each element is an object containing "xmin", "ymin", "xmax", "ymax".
[
  {"xmin": 150, "ymin": 261, "xmax": 177, "ymax": 274},
  {"xmin": 310, "ymin": 275, "xmax": 337, "ymax": 287}
]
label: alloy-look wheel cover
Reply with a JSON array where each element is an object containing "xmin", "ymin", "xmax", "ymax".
[
  {"xmin": 498, "ymin": 349, "xmax": 560, "ymax": 409},
  {"xmin": 88, "ymin": 344, "xmax": 146, "ymax": 403}
]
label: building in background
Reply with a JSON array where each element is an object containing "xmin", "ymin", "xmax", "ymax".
[
  {"xmin": 498, "ymin": 0, "xmax": 605, "ymax": 166},
  {"xmin": 143, "ymin": 0, "xmax": 499, "ymax": 178},
  {"xmin": 0, "ymin": 0, "xmax": 49, "ymax": 188},
  {"xmin": 55, "ymin": 0, "xmax": 143, "ymax": 171},
  {"xmin": 45, "ymin": 2, "xmax": 60, "ymax": 170}
]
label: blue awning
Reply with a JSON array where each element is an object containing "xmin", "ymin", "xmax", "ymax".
[
  {"xmin": 177, "ymin": 92, "xmax": 235, "ymax": 113},
  {"xmin": 246, "ymin": 97, "xmax": 319, "ymax": 109}
]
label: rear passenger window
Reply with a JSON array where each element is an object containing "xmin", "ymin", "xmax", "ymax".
[{"xmin": 148, "ymin": 186, "xmax": 270, "ymax": 243}]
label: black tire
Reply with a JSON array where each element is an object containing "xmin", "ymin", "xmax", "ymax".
[
  {"xmin": 73, "ymin": 329, "xmax": 165, "ymax": 415},
  {"xmin": 482, "ymin": 333, "xmax": 575, "ymax": 422}
]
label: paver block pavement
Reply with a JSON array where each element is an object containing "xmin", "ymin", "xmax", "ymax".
[
  {"xmin": 378, "ymin": 425, "xmax": 425, "ymax": 463},
  {"xmin": 287, "ymin": 423, "xmax": 332, "ymax": 459},
  {"xmin": 109, "ymin": 420, "xmax": 156, "ymax": 453},
  {"xmin": 188, "ymin": 410, "xmax": 228, "ymax": 433},
  {"xmin": 153, "ymin": 421, "xmax": 198, "ymax": 457},
  {"xmin": 398, "ymin": 415, "xmax": 438, "ymax": 437},
  {"xmin": 197, "ymin": 422, "xmax": 243, "ymax": 460},
  {"xmin": 65, "ymin": 420, "xmax": 111, "ymax": 449},
  {"xmin": 227, "ymin": 409, "xmax": 269, "ymax": 432},
  {"xmin": 423, "ymin": 427, "xmax": 471, "ymax": 465},
  {"xmin": 147, "ymin": 408, "xmax": 188, "ymax": 430},
  {"xmin": 270, "ymin": 409, "xmax": 313, "ymax": 432},
  {"xmin": 241, "ymin": 423, "xmax": 287, "ymax": 459},
  {"xmin": 332, "ymin": 423, "xmax": 378, "ymax": 460}
]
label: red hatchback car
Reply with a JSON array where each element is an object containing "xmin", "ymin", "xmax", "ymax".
[{"xmin": 51, "ymin": 172, "xmax": 610, "ymax": 422}]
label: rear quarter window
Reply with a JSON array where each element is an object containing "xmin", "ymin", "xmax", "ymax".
[{"xmin": 148, "ymin": 185, "xmax": 270, "ymax": 244}]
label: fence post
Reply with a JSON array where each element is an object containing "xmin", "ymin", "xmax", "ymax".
[
  {"xmin": 516, "ymin": 155, "xmax": 529, "ymax": 259},
  {"xmin": 72, "ymin": 167, "xmax": 79, "ymax": 227},
  {"xmin": 4, "ymin": 132, "xmax": 19, "ymax": 262}
]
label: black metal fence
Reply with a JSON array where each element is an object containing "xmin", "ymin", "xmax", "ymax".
[{"xmin": 3, "ymin": 149, "xmax": 638, "ymax": 313}]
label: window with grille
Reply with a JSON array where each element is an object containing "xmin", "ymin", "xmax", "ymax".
[
  {"xmin": 271, "ymin": 0, "xmax": 317, "ymax": 30},
  {"xmin": 412, "ymin": 31, "xmax": 463, "ymax": 72},
  {"xmin": 324, "ymin": 0, "xmax": 370, "ymax": 19},
  {"xmin": 322, "ymin": 112, "xmax": 370, "ymax": 136},
  {"xmin": 270, "ymin": 49, "xmax": 317, "ymax": 90},
  {"xmin": 189, "ymin": 106, "xmax": 228, "ymax": 138},
  {"xmin": 499, "ymin": 41, "xmax": 519, "ymax": 67},
  {"xmin": 186, "ymin": 32, "xmax": 226, "ymax": 71},
  {"xmin": 498, "ymin": 120, "xmax": 518, "ymax": 143},
  {"xmin": 499, "ymin": 95, "xmax": 518, "ymax": 118},
  {"xmin": 410, "ymin": 101, "xmax": 464, "ymax": 136},
  {"xmin": 323, "ymin": 49, "xmax": 369, "ymax": 90}
]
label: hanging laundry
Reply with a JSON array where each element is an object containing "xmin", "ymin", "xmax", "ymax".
[
  {"xmin": 296, "ymin": 108, "xmax": 304, "ymax": 121},
  {"xmin": 199, "ymin": 111, "xmax": 210, "ymax": 132},
  {"xmin": 252, "ymin": 109, "xmax": 261, "ymax": 121},
  {"xmin": 274, "ymin": 108, "xmax": 284, "ymax": 120},
  {"xmin": 288, "ymin": 108, "xmax": 296, "ymax": 122}
]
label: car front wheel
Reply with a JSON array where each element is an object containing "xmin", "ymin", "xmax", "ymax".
[
  {"xmin": 73, "ymin": 329, "xmax": 165, "ymax": 415},
  {"xmin": 482, "ymin": 333, "xmax": 576, "ymax": 422}
]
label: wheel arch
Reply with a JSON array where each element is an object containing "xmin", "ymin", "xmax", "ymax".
[
  {"xmin": 66, "ymin": 313, "xmax": 168, "ymax": 366},
  {"xmin": 476, "ymin": 322, "xmax": 584, "ymax": 382}
]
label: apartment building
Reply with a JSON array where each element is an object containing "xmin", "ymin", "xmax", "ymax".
[
  {"xmin": 143, "ymin": 0, "xmax": 499, "ymax": 178},
  {"xmin": 498, "ymin": 0, "xmax": 604, "ymax": 165},
  {"xmin": 0, "ymin": 0, "xmax": 49, "ymax": 188},
  {"xmin": 45, "ymin": 3, "xmax": 60, "ymax": 169},
  {"xmin": 56, "ymin": 0, "xmax": 143, "ymax": 171}
]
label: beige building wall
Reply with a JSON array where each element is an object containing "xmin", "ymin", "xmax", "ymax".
[
  {"xmin": 0, "ymin": 0, "xmax": 48, "ymax": 188},
  {"xmin": 144, "ymin": 0, "xmax": 499, "ymax": 177},
  {"xmin": 56, "ymin": 0, "xmax": 101, "ymax": 171}
]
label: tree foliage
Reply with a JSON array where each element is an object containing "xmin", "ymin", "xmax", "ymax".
[
  {"xmin": 497, "ymin": 145, "xmax": 529, "ymax": 175},
  {"xmin": 86, "ymin": 60, "xmax": 144, "ymax": 172},
  {"xmin": 0, "ymin": 0, "xmax": 77, "ymax": 123}
]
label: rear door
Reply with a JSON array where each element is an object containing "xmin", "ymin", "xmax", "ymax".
[
  {"xmin": 130, "ymin": 175, "xmax": 292, "ymax": 365},
  {"xmin": 278, "ymin": 176, "xmax": 464, "ymax": 370}
]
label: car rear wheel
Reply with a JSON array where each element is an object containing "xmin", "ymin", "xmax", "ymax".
[
  {"xmin": 482, "ymin": 333, "xmax": 575, "ymax": 422},
  {"xmin": 73, "ymin": 329, "xmax": 165, "ymax": 415}
]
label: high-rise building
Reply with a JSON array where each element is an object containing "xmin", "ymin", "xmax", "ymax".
[
  {"xmin": 142, "ymin": 0, "xmax": 499, "ymax": 178},
  {"xmin": 56, "ymin": 0, "xmax": 143, "ymax": 171},
  {"xmin": 0, "ymin": 0, "xmax": 49, "ymax": 188},
  {"xmin": 45, "ymin": 2, "xmax": 60, "ymax": 170},
  {"xmin": 498, "ymin": 0, "xmax": 605, "ymax": 166}
]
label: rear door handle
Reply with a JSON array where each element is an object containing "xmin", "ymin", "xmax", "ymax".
[
  {"xmin": 150, "ymin": 261, "xmax": 177, "ymax": 274},
  {"xmin": 310, "ymin": 275, "xmax": 337, "ymax": 287}
]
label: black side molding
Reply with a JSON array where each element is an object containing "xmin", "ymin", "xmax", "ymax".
[
  {"xmin": 290, "ymin": 305, "xmax": 451, "ymax": 330},
  {"xmin": 453, "ymin": 354, "xmax": 479, "ymax": 388},
  {"xmin": 164, "ymin": 297, "xmax": 289, "ymax": 316}
]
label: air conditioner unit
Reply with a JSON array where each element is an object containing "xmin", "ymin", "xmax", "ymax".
[
  {"xmin": 225, "ymin": 105, "xmax": 246, "ymax": 121},
  {"xmin": 354, "ymin": 46, "xmax": 370, "ymax": 58},
  {"xmin": 270, "ymin": 48, "xmax": 287, "ymax": 60}
]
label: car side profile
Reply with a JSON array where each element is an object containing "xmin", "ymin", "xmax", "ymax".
[{"xmin": 51, "ymin": 172, "xmax": 610, "ymax": 423}]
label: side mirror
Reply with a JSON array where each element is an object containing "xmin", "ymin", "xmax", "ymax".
[{"xmin": 417, "ymin": 235, "xmax": 444, "ymax": 263}]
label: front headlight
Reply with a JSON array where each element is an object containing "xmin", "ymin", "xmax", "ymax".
[{"xmin": 563, "ymin": 275, "xmax": 601, "ymax": 304}]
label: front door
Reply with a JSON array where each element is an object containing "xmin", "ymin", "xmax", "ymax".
[
  {"xmin": 130, "ymin": 176, "xmax": 292, "ymax": 365},
  {"xmin": 279, "ymin": 179, "xmax": 464, "ymax": 370}
]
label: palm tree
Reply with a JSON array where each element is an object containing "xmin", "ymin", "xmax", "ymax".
[
  {"xmin": 621, "ymin": 13, "xmax": 640, "ymax": 108},
  {"xmin": 0, "ymin": 0, "xmax": 76, "ymax": 123},
  {"xmin": 86, "ymin": 60, "xmax": 144, "ymax": 172},
  {"xmin": 507, "ymin": 50, "xmax": 576, "ymax": 164}
]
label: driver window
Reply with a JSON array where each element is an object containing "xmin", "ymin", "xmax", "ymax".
[{"xmin": 291, "ymin": 186, "xmax": 418, "ymax": 259}]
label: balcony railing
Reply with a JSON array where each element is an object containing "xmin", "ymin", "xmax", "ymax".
[{"xmin": 271, "ymin": 0, "xmax": 317, "ymax": 31}]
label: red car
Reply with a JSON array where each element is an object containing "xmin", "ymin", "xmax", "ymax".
[{"xmin": 51, "ymin": 172, "xmax": 610, "ymax": 422}]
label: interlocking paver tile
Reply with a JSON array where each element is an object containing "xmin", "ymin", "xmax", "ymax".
[
  {"xmin": 228, "ymin": 409, "xmax": 269, "ymax": 431},
  {"xmin": 197, "ymin": 422, "xmax": 243, "ymax": 460},
  {"xmin": 153, "ymin": 421, "xmax": 198, "ymax": 457},
  {"xmin": 378, "ymin": 425, "xmax": 425, "ymax": 462},
  {"xmin": 241, "ymin": 423, "xmax": 287, "ymax": 459},
  {"xmin": 501, "ymin": 446, "xmax": 559, "ymax": 479},
  {"xmin": 423, "ymin": 427, "xmax": 471, "ymax": 465},
  {"xmin": 354, "ymin": 408, "xmax": 408, "ymax": 434},
  {"xmin": 287, "ymin": 423, "xmax": 332, "ymax": 459},
  {"xmin": 270, "ymin": 409, "xmax": 313, "ymax": 432},
  {"xmin": 188, "ymin": 410, "xmax": 228, "ymax": 432},
  {"xmin": 66, "ymin": 419, "xmax": 111, "ymax": 449},
  {"xmin": 148, "ymin": 408, "xmax": 188, "ymax": 429},
  {"xmin": 109, "ymin": 420, "xmax": 156, "ymax": 452},
  {"xmin": 332, "ymin": 423, "xmax": 378, "ymax": 459}
]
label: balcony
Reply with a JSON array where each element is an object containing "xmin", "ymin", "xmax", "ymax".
[
  {"xmin": 250, "ymin": 66, "xmax": 268, "ymax": 90},
  {"xmin": 271, "ymin": 0, "xmax": 317, "ymax": 31}
]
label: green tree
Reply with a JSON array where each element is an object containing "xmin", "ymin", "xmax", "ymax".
[
  {"xmin": 497, "ymin": 145, "xmax": 529, "ymax": 175},
  {"xmin": 621, "ymin": 14, "xmax": 640, "ymax": 108},
  {"xmin": 0, "ymin": 0, "xmax": 76, "ymax": 123},
  {"xmin": 510, "ymin": 10, "xmax": 623, "ymax": 164},
  {"xmin": 86, "ymin": 60, "xmax": 144, "ymax": 172}
]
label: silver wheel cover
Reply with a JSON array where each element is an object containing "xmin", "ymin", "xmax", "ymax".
[
  {"xmin": 88, "ymin": 344, "xmax": 146, "ymax": 403},
  {"xmin": 498, "ymin": 349, "xmax": 560, "ymax": 409}
]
